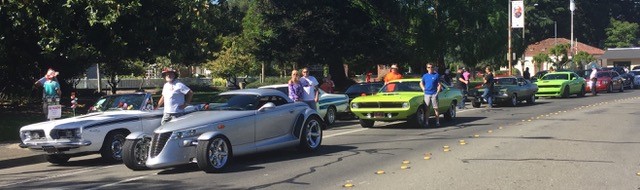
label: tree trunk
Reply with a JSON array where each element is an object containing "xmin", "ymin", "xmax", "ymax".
[{"xmin": 328, "ymin": 62, "xmax": 353, "ymax": 92}]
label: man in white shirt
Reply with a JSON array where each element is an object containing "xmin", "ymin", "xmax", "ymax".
[
  {"xmin": 589, "ymin": 67, "xmax": 598, "ymax": 96},
  {"xmin": 157, "ymin": 68, "xmax": 193, "ymax": 125},
  {"xmin": 299, "ymin": 67, "xmax": 319, "ymax": 110}
]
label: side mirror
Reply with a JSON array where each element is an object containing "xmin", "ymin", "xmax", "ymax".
[{"xmin": 258, "ymin": 102, "xmax": 276, "ymax": 112}]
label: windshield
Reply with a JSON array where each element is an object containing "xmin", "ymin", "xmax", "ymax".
[
  {"xmin": 346, "ymin": 83, "xmax": 383, "ymax": 94},
  {"xmin": 541, "ymin": 74, "xmax": 569, "ymax": 80},
  {"xmin": 92, "ymin": 94, "xmax": 147, "ymax": 112},
  {"xmin": 207, "ymin": 94, "xmax": 258, "ymax": 111},
  {"xmin": 495, "ymin": 78, "xmax": 517, "ymax": 85},
  {"xmin": 380, "ymin": 81, "xmax": 422, "ymax": 92}
]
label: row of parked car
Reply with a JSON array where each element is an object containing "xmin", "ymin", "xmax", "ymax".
[{"xmin": 18, "ymin": 68, "xmax": 640, "ymax": 172}]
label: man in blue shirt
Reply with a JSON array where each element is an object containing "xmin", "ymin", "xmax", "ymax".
[{"xmin": 419, "ymin": 63, "xmax": 442, "ymax": 127}]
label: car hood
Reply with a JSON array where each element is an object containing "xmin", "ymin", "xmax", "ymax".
[
  {"xmin": 154, "ymin": 110, "xmax": 256, "ymax": 133},
  {"xmin": 20, "ymin": 110, "xmax": 161, "ymax": 132},
  {"xmin": 351, "ymin": 92, "xmax": 422, "ymax": 103},
  {"xmin": 536, "ymin": 80, "xmax": 567, "ymax": 86}
]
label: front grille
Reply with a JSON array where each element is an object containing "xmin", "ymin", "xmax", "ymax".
[
  {"xmin": 538, "ymin": 85, "xmax": 561, "ymax": 89},
  {"xmin": 50, "ymin": 129, "xmax": 77, "ymax": 139},
  {"xmin": 358, "ymin": 102, "xmax": 404, "ymax": 108},
  {"xmin": 379, "ymin": 102, "xmax": 403, "ymax": 108},
  {"xmin": 150, "ymin": 132, "xmax": 172, "ymax": 158}
]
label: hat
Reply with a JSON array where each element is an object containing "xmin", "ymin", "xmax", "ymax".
[
  {"xmin": 161, "ymin": 68, "xmax": 178, "ymax": 78},
  {"xmin": 390, "ymin": 64, "xmax": 398, "ymax": 69}
]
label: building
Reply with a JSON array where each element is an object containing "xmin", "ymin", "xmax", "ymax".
[
  {"xmin": 521, "ymin": 38, "xmax": 604, "ymax": 74},
  {"xmin": 600, "ymin": 47, "xmax": 640, "ymax": 69}
]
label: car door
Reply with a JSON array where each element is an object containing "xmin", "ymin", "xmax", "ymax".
[
  {"xmin": 436, "ymin": 82, "xmax": 453, "ymax": 114},
  {"xmin": 254, "ymin": 96, "xmax": 298, "ymax": 142},
  {"xmin": 569, "ymin": 73, "xmax": 581, "ymax": 93}
]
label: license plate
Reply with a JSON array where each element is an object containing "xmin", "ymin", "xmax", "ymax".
[
  {"xmin": 374, "ymin": 112, "xmax": 385, "ymax": 118},
  {"xmin": 42, "ymin": 146, "xmax": 58, "ymax": 153}
]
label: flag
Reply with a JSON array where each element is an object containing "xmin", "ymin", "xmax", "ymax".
[{"xmin": 511, "ymin": 1, "xmax": 525, "ymax": 28}]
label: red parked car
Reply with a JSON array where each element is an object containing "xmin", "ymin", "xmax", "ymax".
[{"xmin": 585, "ymin": 70, "xmax": 624, "ymax": 93}]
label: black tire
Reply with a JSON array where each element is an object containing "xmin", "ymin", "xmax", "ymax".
[
  {"xmin": 123, "ymin": 138, "xmax": 150, "ymax": 171},
  {"xmin": 197, "ymin": 136, "xmax": 232, "ymax": 173},
  {"xmin": 324, "ymin": 106, "xmax": 336, "ymax": 127},
  {"xmin": 619, "ymin": 83, "xmax": 624, "ymax": 92},
  {"xmin": 607, "ymin": 84, "xmax": 613, "ymax": 93},
  {"xmin": 578, "ymin": 85, "xmax": 585, "ymax": 97},
  {"xmin": 472, "ymin": 100, "xmax": 481, "ymax": 108},
  {"xmin": 509, "ymin": 94, "xmax": 518, "ymax": 107},
  {"xmin": 299, "ymin": 115, "xmax": 323, "ymax": 152},
  {"xmin": 561, "ymin": 86, "xmax": 570, "ymax": 98},
  {"xmin": 408, "ymin": 104, "xmax": 427, "ymax": 128},
  {"xmin": 359, "ymin": 119, "xmax": 374, "ymax": 128},
  {"xmin": 100, "ymin": 131, "xmax": 128, "ymax": 163},
  {"xmin": 527, "ymin": 95, "xmax": 536, "ymax": 104},
  {"xmin": 443, "ymin": 102, "xmax": 456, "ymax": 121},
  {"xmin": 46, "ymin": 154, "xmax": 70, "ymax": 165}
]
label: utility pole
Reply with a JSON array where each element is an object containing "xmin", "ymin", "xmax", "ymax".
[
  {"xmin": 570, "ymin": 0, "xmax": 575, "ymax": 61},
  {"xmin": 508, "ymin": 0, "xmax": 512, "ymax": 76}
]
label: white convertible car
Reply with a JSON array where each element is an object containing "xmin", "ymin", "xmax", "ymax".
[
  {"xmin": 19, "ymin": 92, "xmax": 192, "ymax": 164},
  {"xmin": 259, "ymin": 84, "xmax": 348, "ymax": 126}
]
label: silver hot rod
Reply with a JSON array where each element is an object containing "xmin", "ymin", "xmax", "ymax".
[{"xmin": 123, "ymin": 89, "xmax": 324, "ymax": 173}]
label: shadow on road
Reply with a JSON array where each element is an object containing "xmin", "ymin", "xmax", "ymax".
[{"xmin": 155, "ymin": 144, "xmax": 357, "ymax": 175}]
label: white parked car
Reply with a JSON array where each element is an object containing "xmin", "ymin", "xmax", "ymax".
[
  {"xmin": 259, "ymin": 84, "xmax": 349, "ymax": 126},
  {"xmin": 19, "ymin": 92, "xmax": 195, "ymax": 164}
]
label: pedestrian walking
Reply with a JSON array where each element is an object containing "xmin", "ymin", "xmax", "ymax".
[
  {"xmin": 482, "ymin": 66, "xmax": 495, "ymax": 108},
  {"xmin": 157, "ymin": 68, "xmax": 193, "ymax": 125},
  {"xmin": 523, "ymin": 67, "xmax": 531, "ymax": 80},
  {"xmin": 589, "ymin": 67, "xmax": 598, "ymax": 96},
  {"xmin": 419, "ymin": 63, "xmax": 442, "ymax": 127},
  {"xmin": 384, "ymin": 64, "xmax": 403, "ymax": 92},
  {"xmin": 35, "ymin": 69, "xmax": 61, "ymax": 119},
  {"xmin": 288, "ymin": 70, "xmax": 304, "ymax": 102},
  {"xmin": 300, "ymin": 67, "xmax": 319, "ymax": 110},
  {"xmin": 455, "ymin": 68, "xmax": 468, "ymax": 109}
]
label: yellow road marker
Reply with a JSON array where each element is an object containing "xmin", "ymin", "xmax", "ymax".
[
  {"xmin": 487, "ymin": 130, "xmax": 493, "ymax": 133},
  {"xmin": 402, "ymin": 160, "xmax": 411, "ymax": 164},
  {"xmin": 424, "ymin": 156, "xmax": 431, "ymax": 160},
  {"xmin": 459, "ymin": 140, "xmax": 466, "ymax": 145},
  {"xmin": 400, "ymin": 165, "xmax": 410, "ymax": 169},
  {"xmin": 498, "ymin": 126, "xmax": 503, "ymax": 129},
  {"xmin": 375, "ymin": 170, "xmax": 385, "ymax": 174},
  {"xmin": 474, "ymin": 134, "xmax": 480, "ymax": 138},
  {"xmin": 443, "ymin": 148, "xmax": 450, "ymax": 152},
  {"xmin": 343, "ymin": 183, "xmax": 354, "ymax": 188},
  {"xmin": 527, "ymin": 119, "xmax": 532, "ymax": 122}
]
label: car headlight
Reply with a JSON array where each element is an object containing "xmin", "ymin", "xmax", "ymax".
[
  {"xmin": 22, "ymin": 131, "xmax": 32, "ymax": 140},
  {"xmin": 351, "ymin": 103, "xmax": 359, "ymax": 109},
  {"xmin": 402, "ymin": 102, "xmax": 409, "ymax": 108},
  {"xmin": 171, "ymin": 129, "xmax": 197, "ymax": 139}
]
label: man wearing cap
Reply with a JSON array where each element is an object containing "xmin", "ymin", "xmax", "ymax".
[
  {"xmin": 157, "ymin": 68, "xmax": 193, "ymax": 125},
  {"xmin": 384, "ymin": 64, "xmax": 403, "ymax": 92}
]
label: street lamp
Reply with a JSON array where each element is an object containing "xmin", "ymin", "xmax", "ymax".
[{"xmin": 570, "ymin": 0, "xmax": 575, "ymax": 59}]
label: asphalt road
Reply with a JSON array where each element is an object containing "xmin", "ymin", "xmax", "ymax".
[{"xmin": 1, "ymin": 90, "xmax": 640, "ymax": 190}]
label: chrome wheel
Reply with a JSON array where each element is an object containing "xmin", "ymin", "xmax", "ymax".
[
  {"xmin": 101, "ymin": 132, "xmax": 127, "ymax": 162},
  {"xmin": 511, "ymin": 95, "xmax": 517, "ymax": 106},
  {"xmin": 111, "ymin": 138, "xmax": 124, "ymax": 160},
  {"xmin": 325, "ymin": 106, "xmax": 336, "ymax": 126},
  {"xmin": 306, "ymin": 119, "xmax": 322, "ymax": 149},
  {"xmin": 207, "ymin": 138, "xmax": 229, "ymax": 169},
  {"xmin": 132, "ymin": 139, "xmax": 149, "ymax": 166},
  {"xmin": 123, "ymin": 138, "xmax": 150, "ymax": 170}
]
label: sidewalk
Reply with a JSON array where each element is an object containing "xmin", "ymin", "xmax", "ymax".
[{"xmin": 0, "ymin": 142, "xmax": 45, "ymax": 169}]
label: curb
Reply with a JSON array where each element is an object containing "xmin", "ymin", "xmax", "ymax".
[{"xmin": 0, "ymin": 155, "xmax": 46, "ymax": 170}]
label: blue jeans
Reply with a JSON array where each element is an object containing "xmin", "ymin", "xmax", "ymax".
[
  {"xmin": 458, "ymin": 90, "xmax": 467, "ymax": 108},
  {"xmin": 482, "ymin": 87, "xmax": 493, "ymax": 108}
]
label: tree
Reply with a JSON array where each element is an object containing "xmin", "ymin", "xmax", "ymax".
[
  {"xmin": 572, "ymin": 51, "xmax": 595, "ymax": 70},
  {"xmin": 604, "ymin": 18, "xmax": 639, "ymax": 48},
  {"xmin": 532, "ymin": 52, "xmax": 550, "ymax": 72},
  {"xmin": 206, "ymin": 36, "xmax": 259, "ymax": 89},
  {"xmin": 548, "ymin": 43, "xmax": 570, "ymax": 69}
]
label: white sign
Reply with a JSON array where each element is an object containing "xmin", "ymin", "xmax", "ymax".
[
  {"xmin": 511, "ymin": 1, "xmax": 525, "ymax": 28},
  {"xmin": 48, "ymin": 105, "xmax": 62, "ymax": 119}
]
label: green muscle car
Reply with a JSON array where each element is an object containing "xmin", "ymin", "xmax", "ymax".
[
  {"xmin": 468, "ymin": 77, "xmax": 538, "ymax": 107},
  {"xmin": 350, "ymin": 79, "xmax": 462, "ymax": 128},
  {"xmin": 535, "ymin": 71, "xmax": 586, "ymax": 98}
]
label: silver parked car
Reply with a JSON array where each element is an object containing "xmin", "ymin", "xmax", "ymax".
[
  {"xmin": 123, "ymin": 89, "xmax": 324, "ymax": 173},
  {"xmin": 19, "ymin": 93, "xmax": 162, "ymax": 164}
]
